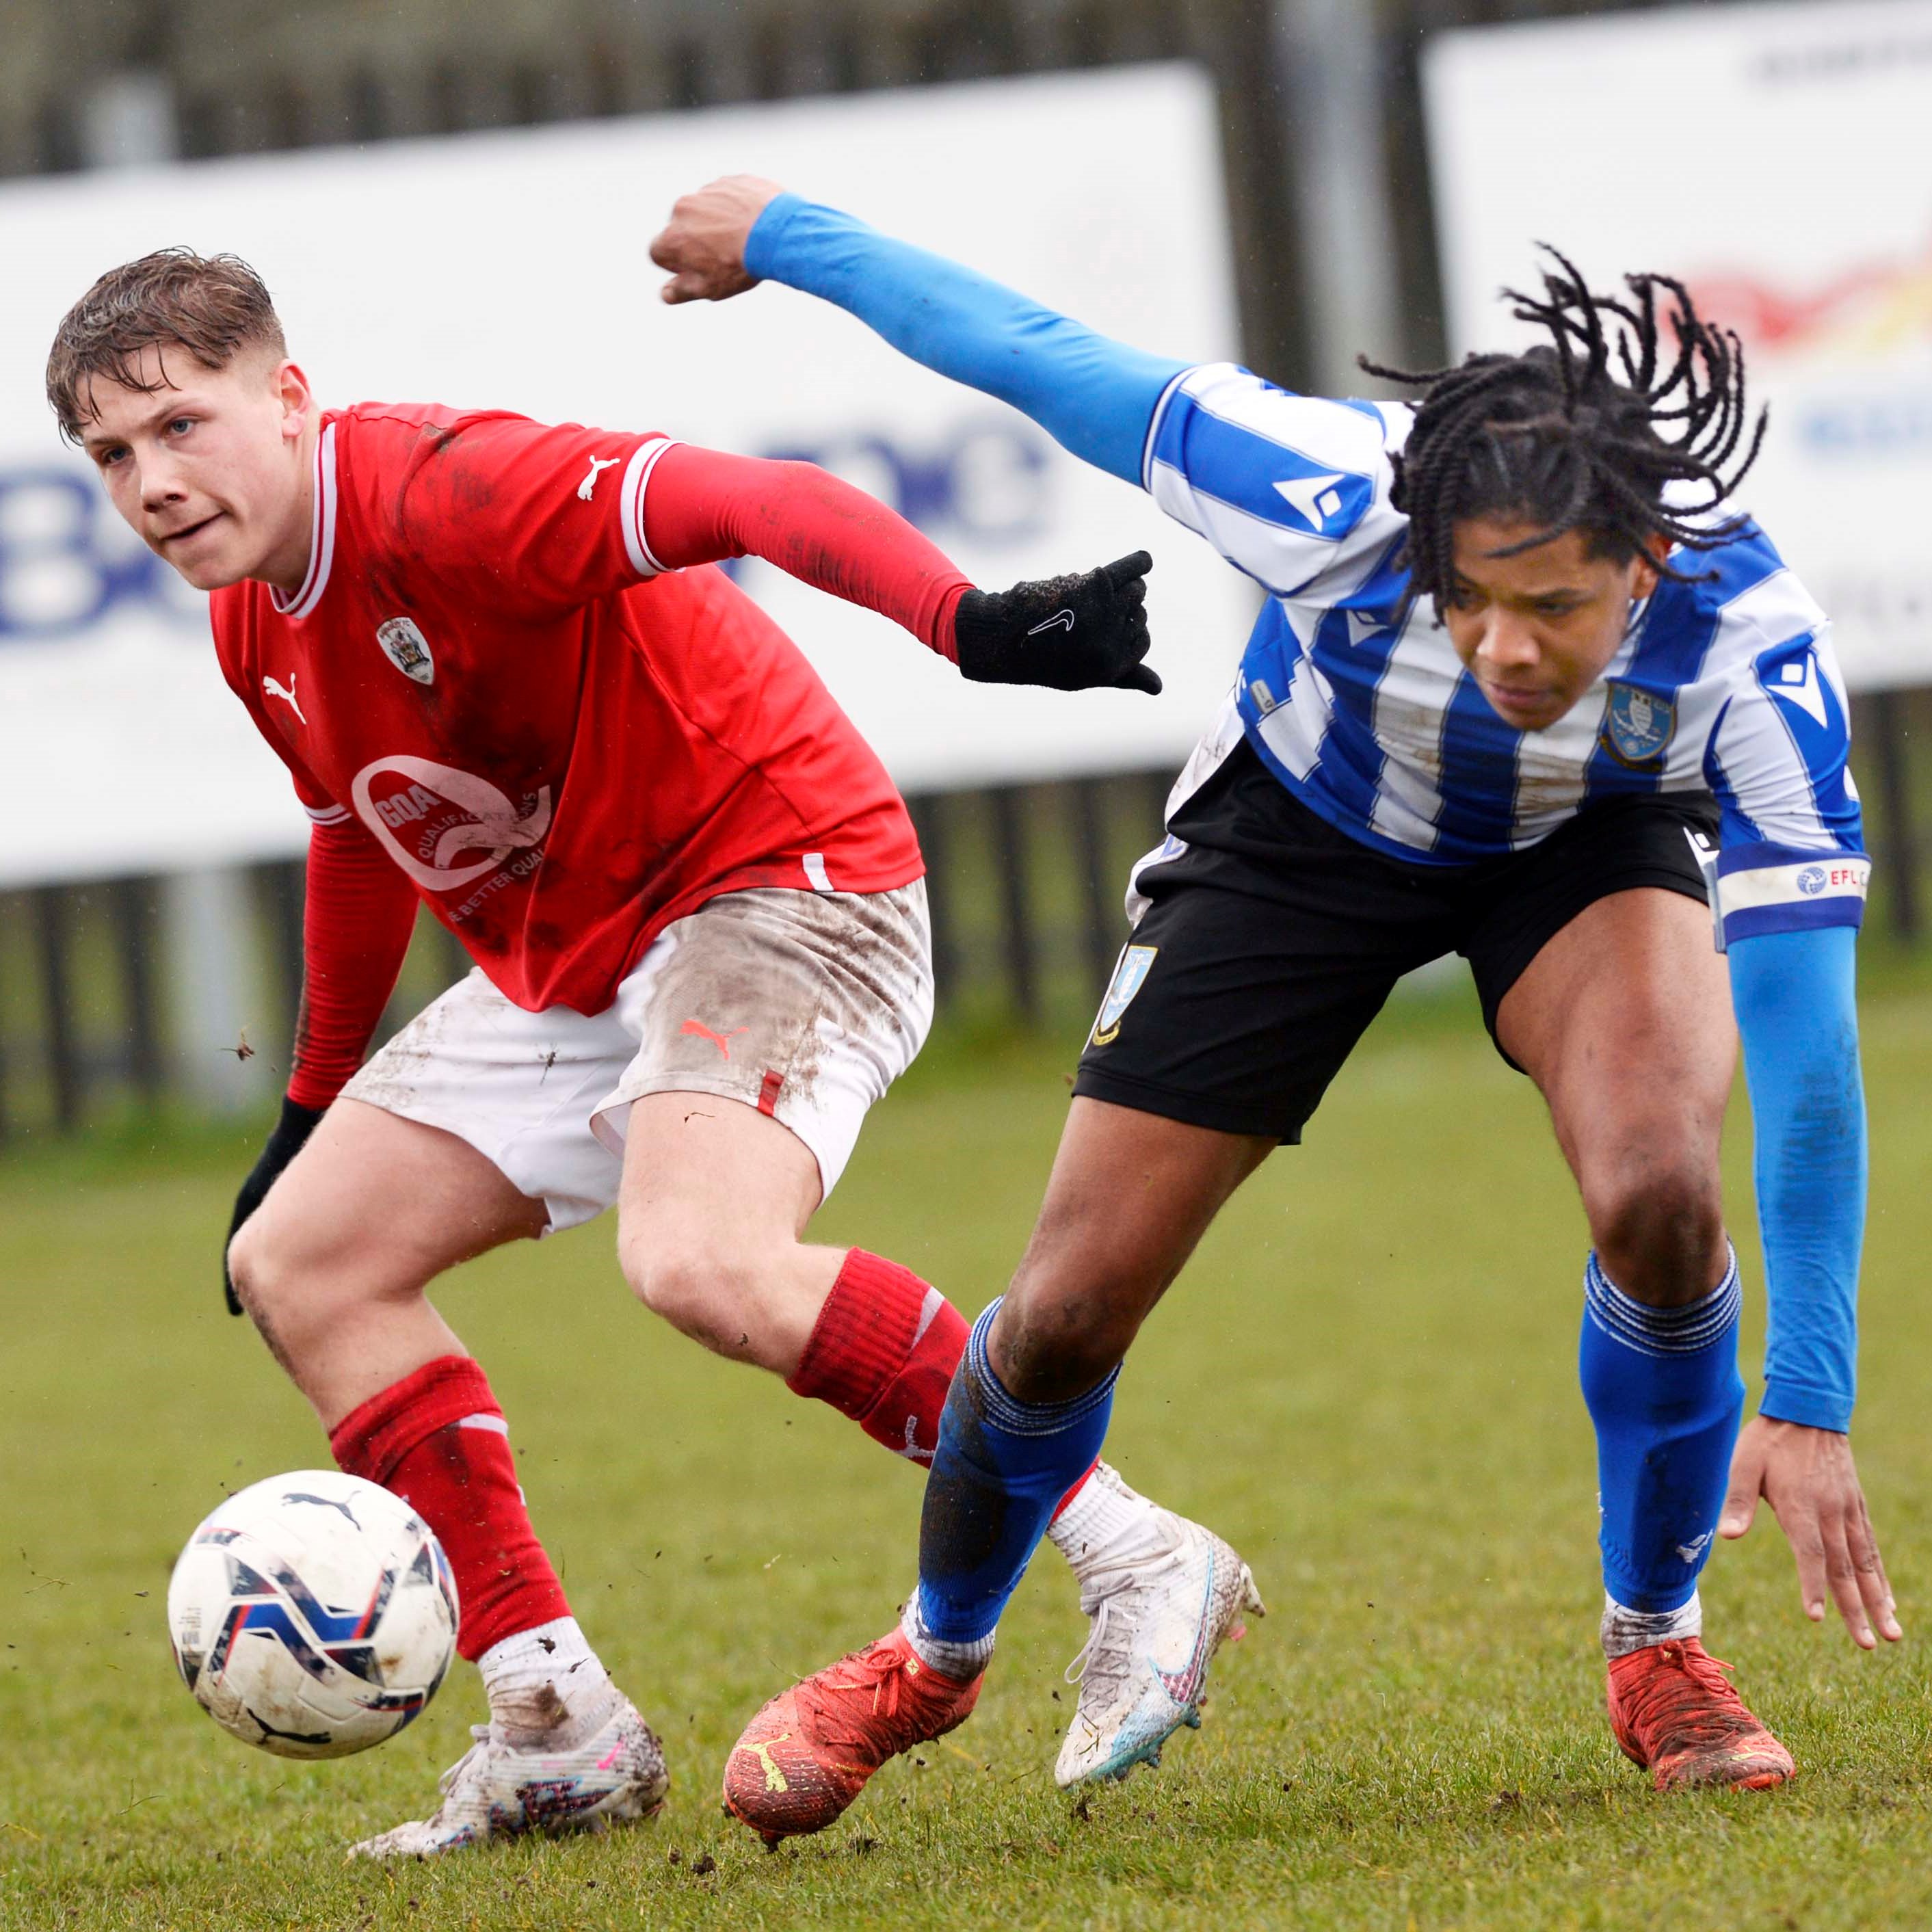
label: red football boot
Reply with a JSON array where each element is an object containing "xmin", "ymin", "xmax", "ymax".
[
  {"xmin": 722, "ymin": 1628, "xmax": 983, "ymax": 1844},
  {"xmin": 1606, "ymin": 1638, "xmax": 1795, "ymax": 1791}
]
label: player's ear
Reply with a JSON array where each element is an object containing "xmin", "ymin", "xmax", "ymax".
[
  {"xmin": 1629, "ymin": 531, "xmax": 1671, "ymax": 600},
  {"xmin": 274, "ymin": 359, "xmax": 316, "ymax": 440}
]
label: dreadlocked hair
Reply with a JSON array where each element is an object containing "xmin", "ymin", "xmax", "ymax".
[{"xmin": 1357, "ymin": 245, "xmax": 1766, "ymax": 621}]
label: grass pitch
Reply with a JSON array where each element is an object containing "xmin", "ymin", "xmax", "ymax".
[{"xmin": 4, "ymin": 970, "xmax": 1932, "ymax": 1931}]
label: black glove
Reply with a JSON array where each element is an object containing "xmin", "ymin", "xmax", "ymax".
[
  {"xmin": 952, "ymin": 551, "xmax": 1160, "ymax": 694},
  {"xmin": 223, "ymin": 1096, "xmax": 323, "ymax": 1316}
]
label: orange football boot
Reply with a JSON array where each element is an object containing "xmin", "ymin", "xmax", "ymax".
[
  {"xmin": 1606, "ymin": 1638, "xmax": 1795, "ymax": 1791},
  {"xmin": 722, "ymin": 1628, "xmax": 982, "ymax": 1844}
]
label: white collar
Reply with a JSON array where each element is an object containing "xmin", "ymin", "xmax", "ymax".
[{"xmin": 271, "ymin": 419, "xmax": 338, "ymax": 620}]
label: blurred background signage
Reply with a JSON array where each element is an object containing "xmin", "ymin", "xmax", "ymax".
[
  {"xmin": 0, "ymin": 63, "xmax": 1246, "ymax": 887},
  {"xmin": 1426, "ymin": 0, "xmax": 1932, "ymax": 693}
]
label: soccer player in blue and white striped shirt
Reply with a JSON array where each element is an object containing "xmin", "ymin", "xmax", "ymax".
[{"xmin": 652, "ymin": 181, "xmax": 1893, "ymax": 1836}]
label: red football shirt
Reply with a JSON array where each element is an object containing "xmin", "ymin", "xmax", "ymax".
[{"xmin": 212, "ymin": 403, "xmax": 931, "ymax": 1020}]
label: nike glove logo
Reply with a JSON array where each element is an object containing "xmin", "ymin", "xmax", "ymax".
[{"xmin": 1027, "ymin": 609, "xmax": 1076, "ymax": 636}]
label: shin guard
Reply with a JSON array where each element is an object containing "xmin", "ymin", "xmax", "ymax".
[
  {"xmin": 913, "ymin": 1299, "xmax": 1118, "ymax": 1652},
  {"xmin": 1580, "ymin": 1249, "xmax": 1745, "ymax": 1615}
]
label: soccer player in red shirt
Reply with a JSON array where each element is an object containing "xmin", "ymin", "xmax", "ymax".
[{"xmin": 47, "ymin": 250, "xmax": 1259, "ymax": 1857}]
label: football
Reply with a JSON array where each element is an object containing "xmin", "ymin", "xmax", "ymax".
[{"xmin": 166, "ymin": 1470, "xmax": 458, "ymax": 1760}]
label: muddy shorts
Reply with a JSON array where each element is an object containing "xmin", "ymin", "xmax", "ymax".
[{"xmin": 341, "ymin": 884, "xmax": 933, "ymax": 1232}]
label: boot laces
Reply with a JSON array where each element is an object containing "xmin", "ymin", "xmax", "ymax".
[
  {"xmin": 435, "ymin": 1726, "xmax": 493, "ymax": 1801},
  {"xmin": 798, "ymin": 1641, "xmax": 915, "ymax": 1755},
  {"xmin": 1623, "ymin": 1641, "xmax": 1751, "ymax": 1747},
  {"xmin": 1063, "ymin": 1544, "xmax": 1189, "ymax": 1706}
]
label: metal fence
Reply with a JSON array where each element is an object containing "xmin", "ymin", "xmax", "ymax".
[
  {"xmin": 2, "ymin": 0, "xmax": 1927, "ymax": 1141},
  {"xmin": 0, "ymin": 773, "xmax": 1182, "ymax": 1141}
]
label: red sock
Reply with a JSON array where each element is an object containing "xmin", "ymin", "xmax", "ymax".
[
  {"xmin": 329, "ymin": 1355, "xmax": 569, "ymax": 1662},
  {"xmin": 788, "ymin": 1250, "xmax": 964, "ymax": 1461},
  {"xmin": 786, "ymin": 1252, "xmax": 1094, "ymax": 1511},
  {"xmin": 1053, "ymin": 1459, "xmax": 1101, "ymax": 1519}
]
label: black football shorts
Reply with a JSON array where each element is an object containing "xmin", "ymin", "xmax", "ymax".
[{"xmin": 1073, "ymin": 738, "xmax": 1721, "ymax": 1143}]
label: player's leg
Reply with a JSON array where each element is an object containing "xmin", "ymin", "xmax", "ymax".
[
  {"xmin": 1491, "ymin": 849, "xmax": 1792, "ymax": 1790},
  {"xmin": 603, "ymin": 884, "xmax": 1220, "ymax": 1651},
  {"xmin": 226, "ymin": 1098, "xmax": 544, "ymax": 1421},
  {"xmin": 724, "ymin": 747, "xmax": 1448, "ymax": 1839},
  {"xmin": 601, "ymin": 884, "xmax": 1084, "ymax": 1492},
  {"xmin": 602, "ymin": 884, "xmax": 981, "ymax": 1466},
  {"xmin": 725, "ymin": 1095, "xmax": 1273, "ymax": 1841},
  {"xmin": 228, "ymin": 972, "xmax": 672, "ymax": 1854},
  {"xmin": 615, "ymin": 1086, "xmax": 964, "ymax": 1440}
]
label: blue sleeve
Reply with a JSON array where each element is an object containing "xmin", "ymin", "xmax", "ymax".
[
  {"xmin": 1728, "ymin": 924, "xmax": 1865, "ymax": 1432},
  {"xmin": 745, "ymin": 193, "xmax": 1187, "ymax": 486}
]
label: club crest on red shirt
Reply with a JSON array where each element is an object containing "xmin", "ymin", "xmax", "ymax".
[{"xmin": 376, "ymin": 616, "xmax": 434, "ymax": 685}]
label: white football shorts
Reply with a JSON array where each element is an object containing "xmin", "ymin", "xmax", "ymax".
[{"xmin": 340, "ymin": 883, "xmax": 933, "ymax": 1232}]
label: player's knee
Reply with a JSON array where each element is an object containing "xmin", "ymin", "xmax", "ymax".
[
  {"xmin": 225, "ymin": 1216, "xmax": 284, "ymax": 1325},
  {"xmin": 225, "ymin": 1216, "xmax": 328, "ymax": 1372},
  {"xmin": 621, "ymin": 1228, "xmax": 769, "ymax": 1353},
  {"xmin": 1586, "ymin": 1154, "xmax": 1725, "ymax": 1306},
  {"xmin": 228, "ymin": 1212, "xmax": 401, "ymax": 1358},
  {"xmin": 994, "ymin": 1286, "xmax": 1136, "ymax": 1405}
]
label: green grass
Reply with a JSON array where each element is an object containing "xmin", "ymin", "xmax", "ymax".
[{"xmin": 4, "ymin": 975, "xmax": 1932, "ymax": 1930}]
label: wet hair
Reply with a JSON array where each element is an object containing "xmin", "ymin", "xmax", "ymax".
[
  {"xmin": 47, "ymin": 247, "xmax": 285, "ymax": 444},
  {"xmin": 1358, "ymin": 246, "xmax": 1766, "ymax": 619}
]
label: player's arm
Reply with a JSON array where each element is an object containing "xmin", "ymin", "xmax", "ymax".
[
  {"xmin": 651, "ymin": 180, "xmax": 1396, "ymax": 601},
  {"xmin": 1704, "ymin": 636, "xmax": 1896, "ymax": 1645},
  {"xmin": 222, "ymin": 806, "xmax": 416, "ymax": 1316},
  {"xmin": 639, "ymin": 440, "xmax": 1156, "ymax": 691},
  {"xmin": 1719, "ymin": 927, "xmax": 1895, "ymax": 1646},
  {"xmin": 651, "ymin": 177, "xmax": 1185, "ymax": 484},
  {"xmin": 399, "ymin": 412, "xmax": 1156, "ymax": 693}
]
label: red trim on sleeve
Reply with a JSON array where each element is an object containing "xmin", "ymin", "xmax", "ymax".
[
  {"xmin": 638, "ymin": 442, "xmax": 971, "ymax": 661},
  {"xmin": 286, "ymin": 812, "xmax": 421, "ymax": 1111}
]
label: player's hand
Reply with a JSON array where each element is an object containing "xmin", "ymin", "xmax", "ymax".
[
  {"xmin": 1719, "ymin": 1414, "xmax": 1901, "ymax": 1649},
  {"xmin": 952, "ymin": 553, "xmax": 1160, "ymax": 695},
  {"xmin": 222, "ymin": 1096, "xmax": 323, "ymax": 1316},
  {"xmin": 651, "ymin": 175, "xmax": 786, "ymax": 304}
]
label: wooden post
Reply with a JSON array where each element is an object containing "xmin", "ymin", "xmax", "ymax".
[
  {"xmin": 990, "ymin": 786, "xmax": 1040, "ymax": 1026},
  {"xmin": 1870, "ymin": 690, "xmax": 1922, "ymax": 942},
  {"xmin": 0, "ymin": 893, "xmax": 14, "ymax": 1149},
  {"xmin": 34, "ymin": 886, "xmax": 82, "ymax": 1134},
  {"xmin": 1144, "ymin": 769, "xmax": 1174, "ymax": 851},
  {"xmin": 905, "ymin": 793, "xmax": 959, "ymax": 1009},
  {"xmin": 1073, "ymin": 779, "xmax": 1122, "ymax": 1001},
  {"xmin": 109, "ymin": 875, "xmax": 163, "ymax": 1107},
  {"xmin": 257, "ymin": 859, "xmax": 306, "ymax": 1063}
]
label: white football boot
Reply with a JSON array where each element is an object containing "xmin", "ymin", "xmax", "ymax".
[
  {"xmin": 1051, "ymin": 1468, "xmax": 1263, "ymax": 1788},
  {"xmin": 349, "ymin": 1695, "xmax": 667, "ymax": 1858}
]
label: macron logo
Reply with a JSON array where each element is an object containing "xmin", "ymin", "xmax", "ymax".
[
  {"xmin": 1273, "ymin": 471, "xmax": 1346, "ymax": 531},
  {"xmin": 1770, "ymin": 653, "xmax": 1828, "ymax": 729},
  {"xmin": 577, "ymin": 454, "xmax": 622, "ymax": 501}
]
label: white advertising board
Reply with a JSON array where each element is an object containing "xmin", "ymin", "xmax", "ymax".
[
  {"xmin": 0, "ymin": 64, "xmax": 1245, "ymax": 886},
  {"xmin": 1425, "ymin": 0, "xmax": 1932, "ymax": 693}
]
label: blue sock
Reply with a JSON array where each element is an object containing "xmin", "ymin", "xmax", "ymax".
[
  {"xmin": 908, "ymin": 1299, "xmax": 1117, "ymax": 1666},
  {"xmin": 1580, "ymin": 1247, "xmax": 1745, "ymax": 1617}
]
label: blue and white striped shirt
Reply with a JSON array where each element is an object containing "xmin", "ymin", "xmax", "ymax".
[
  {"xmin": 1143, "ymin": 362, "xmax": 1869, "ymax": 949},
  {"xmin": 746, "ymin": 190, "xmax": 1873, "ymax": 1430}
]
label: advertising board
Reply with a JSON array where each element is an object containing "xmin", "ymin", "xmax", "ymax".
[
  {"xmin": 0, "ymin": 64, "xmax": 1245, "ymax": 884},
  {"xmin": 1426, "ymin": 0, "xmax": 1932, "ymax": 693}
]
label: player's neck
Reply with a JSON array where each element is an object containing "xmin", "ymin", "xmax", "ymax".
[{"xmin": 256, "ymin": 412, "xmax": 323, "ymax": 596}]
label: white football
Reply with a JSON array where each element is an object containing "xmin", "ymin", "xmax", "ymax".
[{"xmin": 166, "ymin": 1470, "xmax": 458, "ymax": 1759}]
